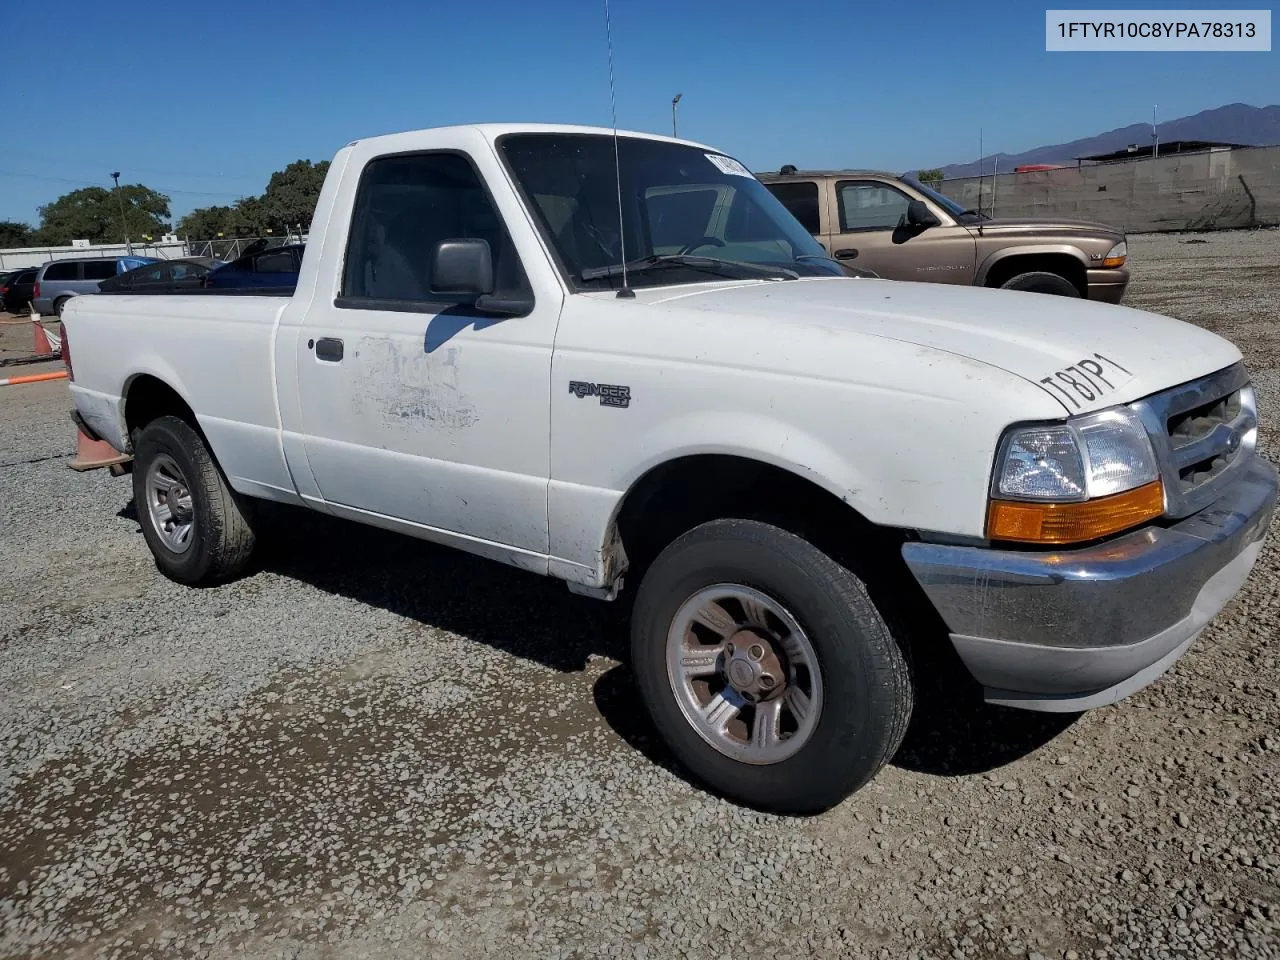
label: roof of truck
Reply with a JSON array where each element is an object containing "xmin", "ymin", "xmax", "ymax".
[{"xmin": 347, "ymin": 123, "xmax": 718, "ymax": 152}]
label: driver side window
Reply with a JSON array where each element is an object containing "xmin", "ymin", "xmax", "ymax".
[
  {"xmin": 341, "ymin": 151, "xmax": 530, "ymax": 307},
  {"xmin": 837, "ymin": 181, "xmax": 911, "ymax": 233}
]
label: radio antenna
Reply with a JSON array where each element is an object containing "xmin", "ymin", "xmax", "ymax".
[{"xmin": 604, "ymin": 0, "xmax": 634, "ymax": 298}]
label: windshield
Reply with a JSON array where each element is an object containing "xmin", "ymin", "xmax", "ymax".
[
  {"xmin": 500, "ymin": 133, "xmax": 843, "ymax": 290},
  {"xmin": 900, "ymin": 178, "xmax": 986, "ymax": 222}
]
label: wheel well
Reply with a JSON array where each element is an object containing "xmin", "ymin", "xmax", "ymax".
[
  {"xmin": 614, "ymin": 455, "xmax": 906, "ymax": 588},
  {"xmin": 983, "ymin": 253, "xmax": 1086, "ymax": 296},
  {"xmin": 124, "ymin": 375, "xmax": 198, "ymax": 439}
]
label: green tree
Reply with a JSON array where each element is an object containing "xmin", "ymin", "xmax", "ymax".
[
  {"xmin": 259, "ymin": 160, "xmax": 330, "ymax": 231},
  {"xmin": 176, "ymin": 205, "xmax": 234, "ymax": 240},
  {"xmin": 176, "ymin": 158, "xmax": 329, "ymax": 241},
  {"xmin": 916, "ymin": 168, "xmax": 945, "ymax": 185},
  {"xmin": 227, "ymin": 195, "xmax": 269, "ymax": 236},
  {"xmin": 0, "ymin": 220, "xmax": 34, "ymax": 247},
  {"xmin": 35, "ymin": 185, "xmax": 170, "ymax": 246}
]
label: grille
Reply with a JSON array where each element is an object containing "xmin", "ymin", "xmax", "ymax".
[{"xmin": 1130, "ymin": 363, "xmax": 1257, "ymax": 519}]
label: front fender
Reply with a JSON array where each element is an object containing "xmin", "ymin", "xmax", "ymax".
[
  {"xmin": 546, "ymin": 412, "xmax": 876, "ymax": 588},
  {"xmin": 616, "ymin": 410, "xmax": 868, "ymax": 509},
  {"xmin": 975, "ymin": 243, "xmax": 1090, "ymax": 286}
]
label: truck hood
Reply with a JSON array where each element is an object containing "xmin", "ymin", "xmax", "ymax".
[
  {"xmin": 967, "ymin": 216, "xmax": 1122, "ymax": 240},
  {"xmin": 640, "ymin": 278, "xmax": 1241, "ymax": 412}
]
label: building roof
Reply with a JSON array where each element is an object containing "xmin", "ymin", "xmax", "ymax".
[{"xmin": 1076, "ymin": 140, "xmax": 1247, "ymax": 163}]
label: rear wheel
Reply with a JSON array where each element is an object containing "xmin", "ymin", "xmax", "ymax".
[
  {"xmin": 132, "ymin": 415, "xmax": 256, "ymax": 585},
  {"xmin": 999, "ymin": 271, "xmax": 1079, "ymax": 297},
  {"xmin": 630, "ymin": 518, "xmax": 912, "ymax": 814},
  {"xmin": 53, "ymin": 296, "xmax": 70, "ymax": 317}
]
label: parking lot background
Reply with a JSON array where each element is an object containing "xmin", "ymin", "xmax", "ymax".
[{"xmin": 2, "ymin": 230, "xmax": 1279, "ymax": 959}]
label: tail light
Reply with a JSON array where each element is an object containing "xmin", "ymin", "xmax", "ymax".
[
  {"xmin": 61, "ymin": 324, "xmax": 73, "ymax": 381},
  {"xmin": 1, "ymin": 285, "xmax": 9, "ymax": 294},
  {"xmin": 33, "ymin": 281, "xmax": 40, "ymax": 299}
]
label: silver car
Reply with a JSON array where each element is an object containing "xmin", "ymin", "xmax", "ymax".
[{"xmin": 33, "ymin": 256, "xmax": 158, "ymax": 316}]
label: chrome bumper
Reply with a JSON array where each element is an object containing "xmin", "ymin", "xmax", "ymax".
[{"xmin": 902, "ymin": 457, "xmax": 1277, "ymax": 712}]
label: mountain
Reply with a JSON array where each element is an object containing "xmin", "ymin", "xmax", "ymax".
[{"xmin": 931, "ymin": 103, "xmax": 1280, "ymax": 179}]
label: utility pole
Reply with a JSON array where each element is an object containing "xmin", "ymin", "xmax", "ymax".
[
  {"xmin": 1152, "ymin": 104, "xmax": 1159, "ymax": 160},
  {"xmin": 991, "ymin": 156, "xmax": 998, "ymax": 218},
  {"xmin": 110, "ymin": 171, "xmax": 132, "ymax": 254},
  {"xmin": 977, "ymin": 128, "xmax": 984, "ymax": 214},
  {"xmin": 671, "ymin": 93, "xmax": 682, "ymax": 138}
]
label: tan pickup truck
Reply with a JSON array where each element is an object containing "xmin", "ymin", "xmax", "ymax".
[{"xmin": 759, "ymin": 167, "xmax": 1129, "ymax": 302}]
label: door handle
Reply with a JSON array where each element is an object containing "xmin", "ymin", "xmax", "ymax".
[
  {"xmin": 314, "ymin": 337, "xmax": 344, "ymax": 362},
  {"xmin": 834, "ymin": 248, "xmax": 859, "ymax": 260}
]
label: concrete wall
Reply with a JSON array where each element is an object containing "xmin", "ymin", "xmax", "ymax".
[
  {"xmin": 937, "ymin": 145, "xmax": 1280, "ymax": 233},
  {"xmin": 0, "ymin": 241, "xmax": 190, "ymax": 271}
]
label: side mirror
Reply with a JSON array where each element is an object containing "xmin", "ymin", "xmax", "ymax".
[
  {"xmin": 430, "ymin": 238, "xmax": 494, "ymax": 298},
  {"xmin": 906, "ymin": 199, "xmax": 942, "ymax": 229}
]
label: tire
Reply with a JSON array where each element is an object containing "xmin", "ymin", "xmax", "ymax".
[
  {"xmin": 132, "ymin": 415, "xmax": 256, "ymax": 585},
  {"xmin": 53, "ymin": 296, "xmax": 71, "ymax": 317},
  {"xmin": 999, "ymin": 271, "xmax": 1079, "ymax": 297},
  {"xmin": 630, "ymin": 518, "xmax": 912, "ymax": 814}
]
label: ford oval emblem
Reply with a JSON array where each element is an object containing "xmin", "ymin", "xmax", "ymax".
[{"xmin": 1227, "ymin": 429, "xmax": 1242, "ymax": 453}]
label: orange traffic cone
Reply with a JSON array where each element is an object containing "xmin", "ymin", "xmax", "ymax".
[
  {"xmin": 68, "ymin": 417, "xmax": 132, "ymax": 474},
  {"xmin": 32, "ymin": 319, "xmax": 54, "ymax": 355}
]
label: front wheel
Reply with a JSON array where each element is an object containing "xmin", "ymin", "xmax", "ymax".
[
  {"xmin": 630, "ymin": 519, "xmax": 912, "ymax": 814},
  {"xmin": 999, "ymin": 271, "xmax": 1079, "ymax": 297},
  {"xmin": 132, "ymin": 415, "xmax": 256, "ymax": 585}
]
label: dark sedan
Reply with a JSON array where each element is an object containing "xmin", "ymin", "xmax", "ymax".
[
  {"xmin": 203, "ymin": 245, "xmax": 304, "ymax": 289},
  {"xmin": 0, "ymin": 268, "xmax": 38, "ymax": 313},
  {"xmin": 98, "ymin": 258, "xmax": 220, "ymax": 294}
]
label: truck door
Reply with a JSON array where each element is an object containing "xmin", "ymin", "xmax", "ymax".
[
  {"xmin": 287, "ymin": 149, "xmax": 559, "ymax": 563},
  {"xmin": 829, "ymin": 179, "xmax": 976, "ymax": 284}
]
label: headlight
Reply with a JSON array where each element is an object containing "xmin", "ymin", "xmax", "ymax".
[
  {"xmin": 1103, "ymin": 239, "xmax": 1127, "ymax": 268},
  {"xmin": 989, "ymin": 408, "xmax": 1163, "ymax": 544}
]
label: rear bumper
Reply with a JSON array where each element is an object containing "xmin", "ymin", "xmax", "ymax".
[
  {"xmin": 1086, "ymin": 267, "xmax": 1129, "ymax": 303},
  {"xmin": 32, "ymin": 296, "xmax": 54, "ymax": 315},
  {"xmin": 902, "ymin": 457, "xmax": 1277, "ymax": 711}
]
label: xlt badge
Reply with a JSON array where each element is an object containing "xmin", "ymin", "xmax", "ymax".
[{"xmin": 569, "ymin": 381, "xmax": 630, "ymax": 408}]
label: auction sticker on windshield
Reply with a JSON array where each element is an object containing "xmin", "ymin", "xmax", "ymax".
[{"xmin": 706, "ymin": 154, "xmax": 753, "ymax": 177}]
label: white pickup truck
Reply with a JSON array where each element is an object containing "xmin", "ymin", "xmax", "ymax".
[{"xmin": 63, "ymin": 124, "xmax": 1276, "ymax": 813}]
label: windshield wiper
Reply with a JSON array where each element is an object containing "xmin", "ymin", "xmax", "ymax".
[
  {"xmin": 794, "ymin": 253, "xmax": 844, "ymax": 268},
  {"xmin": 581, "ymin": 254, "xmax": 798, "ymax": 283},
  {"xmin": 959, "ymin": 209, "xmax": 990, "ymax": 221}
]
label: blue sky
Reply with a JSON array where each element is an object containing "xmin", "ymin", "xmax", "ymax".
[{"xmin": 1, "ymin": 0, "xmax": 1275, "ymax": 227}]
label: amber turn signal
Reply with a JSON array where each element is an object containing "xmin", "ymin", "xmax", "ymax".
[
  {"xmin": 987, "ymin": 480, "xmax": 1165, "ymax": 545},
  {"xmin": 1102, "ymin": 255, "xmax": 1127, "ymax": 268}
]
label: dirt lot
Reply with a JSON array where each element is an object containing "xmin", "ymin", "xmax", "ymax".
[{"xmin": 2, "ymin": 231, "xmax": 1279, "ymax": 959}]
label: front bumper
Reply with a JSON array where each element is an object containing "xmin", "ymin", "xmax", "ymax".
[
  {"xmin": 1086, "ymin": 266, "xmax": 1129, "ymax": 303},
  {"xmin": 902, "ymin": 457, "xmax": 1277, "ymax": 712}
]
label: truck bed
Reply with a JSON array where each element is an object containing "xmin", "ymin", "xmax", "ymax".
[{"xmin": 63, "ymin": 292, "xmax": 295, "ymax": 503}]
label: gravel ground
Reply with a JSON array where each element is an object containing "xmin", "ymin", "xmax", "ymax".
[{"xmin": 2, "ymin": 232, "xmax": 1279, "ymax": 959}]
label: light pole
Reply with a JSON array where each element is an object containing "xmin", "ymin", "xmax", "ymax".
[
  {"xmin": 110, "ymin": 171, "xmax": 132, "ymax": 254},
  {"xmin": 671, "ymin": 93, "xmax": 682, "ymax": 138}
]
